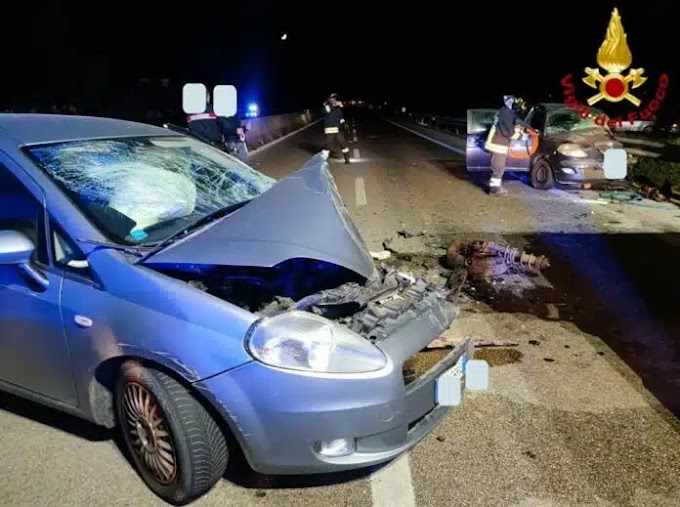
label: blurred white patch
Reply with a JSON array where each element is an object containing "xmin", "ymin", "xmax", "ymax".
[
  {"xmin": 182, "ymin": 83, "xmax": 207, "ymax": 114},
  {"xmin": 604, "ymin": 148, "xmax": 627, "ymax": 179},
  {"xmin": 213, "ymin": 85, "xmax": 238, "ymax": 117}
]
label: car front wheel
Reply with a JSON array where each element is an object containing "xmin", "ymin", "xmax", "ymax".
[
  {"xmin": 530, "ymin": 158, "xmax": 555, "ymax": 190},
  {"xmin": 115, "ymin": 361, "xmax": 228, "ymax": 505}
]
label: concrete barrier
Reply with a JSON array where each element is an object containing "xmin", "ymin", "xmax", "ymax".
[{"xmin": 245, "ymin": 110, "xmax": 319, "ymax": 151}]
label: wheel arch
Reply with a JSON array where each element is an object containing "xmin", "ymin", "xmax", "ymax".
[{"xmin": 87, "ymin": 352, "xmax": 236, "ymax": 441}]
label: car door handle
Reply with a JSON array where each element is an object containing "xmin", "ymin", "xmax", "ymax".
[{"xmin": 74, "ymin": 315, "xmax": 93, "ymax": 328}]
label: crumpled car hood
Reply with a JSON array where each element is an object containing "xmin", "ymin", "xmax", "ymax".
[
  {"xmin": 140, "ymin": 153, "xmax": 377, "ymax": 279},
  {"xmin": 550, "ymin": 128, "xmax": 623, "ymax": 149}
]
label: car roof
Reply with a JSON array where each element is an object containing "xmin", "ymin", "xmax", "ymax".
[{"xmin": 0, "ymin": 113, "xmax": 178, "ymax": 146}]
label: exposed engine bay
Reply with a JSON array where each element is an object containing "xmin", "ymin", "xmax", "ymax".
[{"xmin": 156, "ymin": 258, "xmax": 457, "ymax": 342}]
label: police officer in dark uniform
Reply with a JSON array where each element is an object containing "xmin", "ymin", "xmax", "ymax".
[
  {"xmin": 483, "ymin": 95, "xmax": 527, "ymax": 196},
  {"xmin": 322, "ymin": 93, "xmax": 351, "ymax": 164},
  {"xmin": 186, "ymin": 91, "xmax": 244, "ymax": 157}
]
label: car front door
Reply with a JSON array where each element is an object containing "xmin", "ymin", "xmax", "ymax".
[
  {"xmin": 0, "ymin": 157, "xmax": 78, "ymax": 405},
  {"xmin": 466, "ymin": 108, "xmax": 533, "ymax": 172}
]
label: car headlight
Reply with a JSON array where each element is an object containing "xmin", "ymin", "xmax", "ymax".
[
  {"xmin": 246, "ymin": 311, "xmax": 388, "ymax": 374},
  {"xmin": 557, "ymin": 143, "xmax": 588, "ymax": 158}
]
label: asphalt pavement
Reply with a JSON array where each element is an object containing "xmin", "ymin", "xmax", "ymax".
[{"xmin": 2, "ymin": 114, "xmax": 680, "ymax": 506}]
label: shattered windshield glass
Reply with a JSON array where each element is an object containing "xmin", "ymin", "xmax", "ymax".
[
  {"xmin": 546, "ymin": 107, "xmax": 607, "ymax": 135},
  {"xmin": 27, "ymin": 136, "xmax": 276, "ymax": 245}
]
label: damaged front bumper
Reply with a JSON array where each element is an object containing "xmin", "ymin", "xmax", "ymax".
[{"xmin": 196, "ymin": 294, "xmax": 482, "ymax": 475}]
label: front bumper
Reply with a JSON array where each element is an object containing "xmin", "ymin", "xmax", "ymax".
[
  {"xmin": 554, "ymin": 152, "xmax": 631, "ymax": 185},
  {"xmin": 555, "ymin": 157, "xmax": 607, "ymax": 184},
  {"xmin": 197, "ymin": 297, "xmax": 477, "ymax": 475}
]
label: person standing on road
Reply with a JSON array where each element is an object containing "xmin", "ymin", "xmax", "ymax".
[
  {"xmin": 322, "ymin": 93, "xmax": 351, "ymax": 164},
  {"xmin": 484, "ymin": 95, "xmax": 525, "ymax": 196},
  {"xmin": 187, "ymin": 90, "xmax": 244, "ymax": 159}
]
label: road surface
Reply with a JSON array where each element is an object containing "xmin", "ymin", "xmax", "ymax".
[{"xmin": 2, "ymin": 114, "xmax": 680, "ymax": 506}]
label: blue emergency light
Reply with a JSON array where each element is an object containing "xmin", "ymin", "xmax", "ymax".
[{"xmin": 246, "ymin": 103, "xmax": 259, "ymax": 118}]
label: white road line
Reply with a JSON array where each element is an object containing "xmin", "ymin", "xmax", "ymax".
[
  {"xmin": 370, "ymin": 455, "xmax": 417, "ymax": 507},
  {"xmin": 353, "ymin": 148, "xmax": 361, "ymax": 159},
  {"xmin": 386, "ymin": 120, "xmax": 466, "ymax": 156},
  {"xmin": 249, "ymin": 118, "xmax": 323, "ymax": 156},
  {"xmin": 353, "ymin": 131, "xmax": 358, "ymax": 142},
  {"xmin": 355, "ymin": 177, "xmax": 367, "ymax": 206}
]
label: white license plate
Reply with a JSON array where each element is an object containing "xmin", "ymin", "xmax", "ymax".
[{"xmin": 435, "ymin": 352, "xmax": 467, "ymax": 407}]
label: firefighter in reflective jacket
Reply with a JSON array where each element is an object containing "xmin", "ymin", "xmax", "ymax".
[
  {"xmin": 186, "ymin": 91, "xmax": 242, "ymax": 154},
  {"xmin": 484, "ymin": 95, "xmax": 524, "ymax": 196},
  {"xmin": 322, "ymin": 93, "xmax": 351, "ymax": 164}
]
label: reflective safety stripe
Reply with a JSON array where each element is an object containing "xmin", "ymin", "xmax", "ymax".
[
  {"xmin": 324, "ymin": 127, "xmax": 340, "ymax": 133},
  {"xmin": 489, "ymin": 177, "xmax": 502, "ymax": 187},
  {"xmin": 340, "ymin": 118, "xmax": 345, "ymax": 123},
  {"xmin": 341, "ymin": 148, "xmax": 350, "ymax": 153},
  {"xmin": 187, "ymin": 112, "xmax": 217, "ymax": 122}
]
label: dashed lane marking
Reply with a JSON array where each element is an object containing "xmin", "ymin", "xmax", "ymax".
[
  {"xmin": 355, "ymin": 177, "xmax": 367, "ymax": 206},
  {"xmin": 353, "ymin": 148, "xmax": 361, "ymax": 159}
]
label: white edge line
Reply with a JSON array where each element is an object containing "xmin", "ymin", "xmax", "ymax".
[
  {"xmin": 387, "ymin": 119, "xmax": 466, "ymax": 156},
  {"xmin": 370, "ymin": 454, "xmax": 417, "ymax": 507},
  {"xmin": 249, "ymin": 118, "xmax": 323, "ymax": 156}
]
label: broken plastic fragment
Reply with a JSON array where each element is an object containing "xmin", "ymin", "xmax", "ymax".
[{"xmin": 370, "ymin": 250, "xmax": 391, "ymax": 260}]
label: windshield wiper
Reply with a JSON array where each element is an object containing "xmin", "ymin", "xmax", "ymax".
[
  {"xmin": 76, "ymin": 238, "xmax": 151, "ymax": 257},
  {"xmin": 134, "ymin": 201, "xmax": 250, "ymax": 264}
]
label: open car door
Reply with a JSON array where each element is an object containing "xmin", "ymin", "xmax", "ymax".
[{"xmin": 466, "ymin": 109, "xmax": 534, "ymax": 172}]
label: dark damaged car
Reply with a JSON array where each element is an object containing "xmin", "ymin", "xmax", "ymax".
[
  {"xmin": 0, "ymin": 114, "xmax": 487, "ymax": 504},
  {"xmin": 467, "ymin": 103, "xmax": 630, "ymax": 189}
]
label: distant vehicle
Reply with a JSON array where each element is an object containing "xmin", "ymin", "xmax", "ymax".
[
  {"xmin": 0, "ymin": 113, "xmax": 484, "ymax": 504},
  {"xmin": 467, "ymin": 103, "xmax": 630, "ymax": 189},
  {"xmin": 612, "ymin": 119, "xmax": 655, "ymax": 134}
]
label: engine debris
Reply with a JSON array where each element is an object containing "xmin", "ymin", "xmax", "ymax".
[{"xmin": 446, "ymin": 240, "xmax": 550, "ymax": 280}]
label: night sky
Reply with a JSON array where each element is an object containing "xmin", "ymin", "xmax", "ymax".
[{"xmin": 6, "ymin": 3, "xmax": 677, "ymax": 118}]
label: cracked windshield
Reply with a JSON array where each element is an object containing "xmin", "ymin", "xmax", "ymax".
[
  {"xmin": 1, "ymin": 6, "xmax": 678, "ymax": 507},
  {"xmin": 29, "ymin": 137, "xmax": 275, "ymax": 244}
]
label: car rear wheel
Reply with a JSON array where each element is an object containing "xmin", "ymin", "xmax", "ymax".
[
  {"xmin": 115, "ymin": 361, "xmax": 228, "ymax": 505},
  {"xmin": 530, "ymin": 159, "xmax": 555, "ymax": 190}
]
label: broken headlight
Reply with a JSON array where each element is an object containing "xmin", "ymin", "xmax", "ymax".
[{"xmin": 246, "ymin": 311, "xmax": 387, "ymax": 373}]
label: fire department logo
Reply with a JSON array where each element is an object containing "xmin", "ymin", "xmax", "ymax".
[
  {"xmin": 561, "ymin": 7, "xmax": 669, "ymax": 127},
  {"xmin": 582, "ymin": 8, "xmax": 646, "ymax": 106}
]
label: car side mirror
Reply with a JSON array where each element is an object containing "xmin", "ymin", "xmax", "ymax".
[
  {"xmin": 0, "ymin": 230, "xmax": 35, "ymax": 265},
  {"xmin": 0, "ymin": 230, "xmax": 49, "ymax": 289}
]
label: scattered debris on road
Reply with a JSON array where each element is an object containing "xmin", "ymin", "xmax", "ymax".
[
  {"xmin": 369, "ymin": 250, "xmax": 391, "ymax": 260},
  {"xmin": 383, "ymin": 229, "xmax": 447, "ymax": 257},
  {"xmin": 475, "ymin": 348, "xmax": 523, "ymax": 366},
  {"xmin": 427, "ymin": 335, "xmax": 519, "ymax": 349},
  {"xmin": 446, "ymin": 240, "xmax": 550, "ymax": 280}
]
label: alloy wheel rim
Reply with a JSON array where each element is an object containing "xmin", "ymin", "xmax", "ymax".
[{"xmin": 122, "ymin": 382, "xmax": 177, "ymax": 484}]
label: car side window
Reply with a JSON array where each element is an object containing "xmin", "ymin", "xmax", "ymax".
[
  {"xmin": 0, "ymin": 163, "xmax": 48, "ymax": 264},
  {"xmin": 50, "ymin": 219, "xmax": 93, "ymax": 278}
]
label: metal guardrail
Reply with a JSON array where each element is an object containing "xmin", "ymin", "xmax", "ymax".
[{"xmin": 410, "ymin": 113, "xmax": 466, "ymax": 136}]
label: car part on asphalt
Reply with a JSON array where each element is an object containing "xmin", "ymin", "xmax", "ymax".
[{"xmin": 446, "ymin": 240, "xmax": 550, "ymax": 280}]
